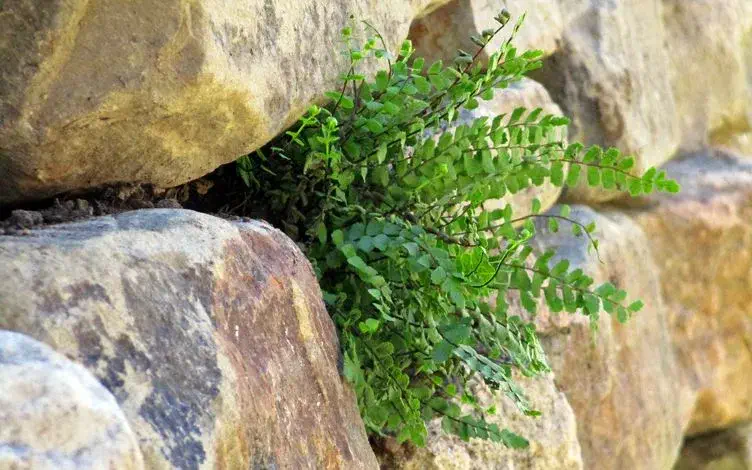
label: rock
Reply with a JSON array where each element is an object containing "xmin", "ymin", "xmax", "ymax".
[
  {"xmin": 156, "ymin": 198, "xmax": 183, "ymax": 209},
  {"xmin": 531, "ymin": 206, "xmax": 691, "ymax": 469},
  {"xmin": 630, "ymin": 150, "xmax": 752, "ymax": 435},
  {"xmin": 0, "ymin": 209, "xmax": 378, "ymax": 469},
  {"xmin": 533, "ymin": 0, "xmax": 680, "ymax": 203},
  {"xmin": 377, "ymin": 374, "xmax": 583, "ymax": 470},
  {"xmin": 0, "ymin": 0, "xmax": 451, "ymax": 204},
  {"xmin": 409, "ymin": 0, "xmax": 578, "ymax": 64},
  {"xmin": 0, "ymin": 330, "xmax": 144, "ymax": 470},
  {"xmin": 6, "ymin": 209, "xmax": 43, "ymax": 228},
  {"xmin": 674, "ymin": 424, "xmax": 752, "ymax": 470},
  {"xmin": 724, "ymin": 132, "xmax": 752, "ymax": 156},
  {"xmin": 663, "ymin": 0, "xmax": 752, "ymax": 153}
]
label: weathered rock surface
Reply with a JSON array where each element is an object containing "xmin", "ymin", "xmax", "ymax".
[
  {"xmin": 0, "ymin": 330, "xmax": 144, "ymax": 470},
  {"xmin": 530, "ymin": 206, "xmax": 691, "ymax": 469},
  {"xmin": 535, "ymin": 0, "xmax": 679, "ymax": 203},
  {"xmin": 409, "ymin": 0, "xmax": 580, "ymax": 64},
  {"xmin": 0, "ymin": 209, "xmax": 378, "ymax": 469},
  {"xmin": 0, "ymin": 0, "xmax": 450, "ymax": 204},
  {"xmin": 379, "ymin": 205, "xmax": 692, "ymax": 470},
  {"xmin": 378, "ymin": 374, "xmax": 583, "ymax": 470},
  {"xmin": 674, "ymin": 424, "xmax": 752, "ymax": 470},
  {"xmin": 664, "ymin": 0, "xmax": 752, "ymax": 153},
  {"xmin": 631, "ymin": 150, "xmax": 752, "ymax": 436}
]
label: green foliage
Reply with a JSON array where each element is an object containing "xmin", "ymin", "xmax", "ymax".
[{"xmin": 235, "ymin": 11, "xmax": 679, "ymax": 447}]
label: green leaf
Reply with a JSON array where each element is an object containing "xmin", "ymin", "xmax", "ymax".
[
  {"xmin": 500, "ymin": 430, "xmax": 529, "ymax": 449},
  {"xmin": 431, "ymin": 266, "xmax": 447, "ymax": 284},
  {"xmin": 587, "ymin": 166, "xmax": 600, "ymax": 186},
  {"xmin": 566, "ymin": 164, "xmax": 581, "ymax": 186},
  {"xmin": 550, "ymin": 161, "xmax": 564, "ymax": 186},
  {"xmin": 432, "ymin": 340, "xmax": 454, "ymax": 363},
  {"xmin": 366, "ymin": 119, "xmax": 384, "ymax": 133},
  {"xmin": 628, "ymin": 300, "xmax": 644, "ymax": 312},
  {"xmin": 317, "ymin": 222, "xmax": 327, "ymax": 244}
]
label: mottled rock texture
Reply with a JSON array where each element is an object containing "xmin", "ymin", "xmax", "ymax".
[
  {"xmin": 664, "ymin": 0, "xmax": 752, "ymax": 153},
  {"xmin": 0, "ymin": 330, "xmax": 144, "ymax": 470},
  {"xmin": 378, "ymin": 374, "xmax": 583, "ymax": 470},
  {"xmin": 531, "ymin": 206, "xmax": 690, "ymax": 470},
  {"xmin": 632, "ymin": 151, "xmax": 752, "ymax": 436},
  {"xmin": 533, "ymin": 0, "xmax": 679, "ymax": 203},
  {"xmin": 0, "ymin": 0, "xmax": 450, "ymax": 204},
  {"xmin": 0, "ymin": 209, "xmax": 378, "ymax": 469},
  {"xmin": 409, "ymin": 0, "xmax": 577, "ymax": 63}
]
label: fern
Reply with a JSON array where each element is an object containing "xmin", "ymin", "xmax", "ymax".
[{"xmin": 234, "ymin": 10, "xmax": 679, "ymax": 447}]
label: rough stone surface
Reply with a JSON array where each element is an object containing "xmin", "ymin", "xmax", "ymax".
[
  {"xmin": 378, "ymin": 374, "xmax": 583, "ymax": 470},
  {"xmin": 531, "ymin": 206, "xmax": 691, "ymax": 470},
  {"xmin": 663, "ymin": 0, "xmax": 752, "ymax": 153},
  {"xmin": 674, "ymin": 424, "xmax": 752, "ymax": 470},
  {"xmin": 631, "ymin": 150, "xmax": 752, "ymax": 436},
  {"xmin": 0, "ymin": 0, "xmax": 450, "ymax": 204},
  {"xmin": 409, "ymin": 0, "xmax": 581, "ymax": 64},
  {"xmin": 0, "ymin": 209, "xmax": 378, "ymax": 469},
  {"xmin": 533, "ymin": 0, "xmax": 679, "ymax": 203},
  {"xmin": 0, "ymin": 330, "xmax": 144, "ymax": 470}
]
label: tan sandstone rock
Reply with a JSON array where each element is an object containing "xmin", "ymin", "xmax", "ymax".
[
  {"xmin": 663, "ymin": 0, "xmax": 752, "ymax": 154},
  {"xmin": 674, "ymin": 424, "xmax": 752, "ymax": 470},
  {"xmin": 0, "ymin": 0, "xmax": 450, "ymax": 204},
  {"xmin": 631, "ymin": 150, "xmax": 752, "ymax": 436},
  {"xmin": 531, "ymin": 205, "xmax": 691, "ymax": 469},
  {"xmin": 0, "ymin": 330, "xmax": 144, "ymax": 470},
  {"xmin": 378, "ymin": 374, "xmax": 583, "ymax": 470},
  {"xmin": 409, "ymin": 0, "xmax": 580, "ymax": 64},
  {"xmin": 410, "ymin": 0, "xmax": 681, "ymax": 204},
  {"xmin": 0, "ymin": 209, "xmax": 378, "ymax": 469},
  {"xmin": 534, "ymin": 0, "xmax": 680, "ymax": 203}
]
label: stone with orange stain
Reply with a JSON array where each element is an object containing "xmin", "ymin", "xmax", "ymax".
[
  {"xmin": 630, "ymin": 150, "xmax": 752, "ymax": 437},
  {"xmin": 0, "ymin": 209, "xmax": 378, "ymax": 469}
]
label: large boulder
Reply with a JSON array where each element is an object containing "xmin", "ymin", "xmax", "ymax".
[
  {"xmin": 409, "ymin": 0, "xmax": 581, "ymax": 63},
  {"xmin": 409, "ymin": 0, "xmax": 681, "ymax": 204},
  {"xmin": 631, "ymin": 150, "xmax": 752, "ymax": 436},
  {"xmin": 0, "ymin": 209, "xmax": 378, "ymax": 469},
  {"xmin": 531, "ymin": 206, "xmax": 691, "ymax": 469},
  {"xmin": 377, "ymin": 374, "xmax": 583, "ymax": 470},
  {"xmin": 0, "ymin": 0, "xmax": 449, "ymax": 204},
  {"xmin": 663, "ymin": 0, "xmax": 752, "ymax": 153},
  {"xmin": 0, "ymin": 330, "xmax": 144, "ymax": 470},
  {"xmin": 534, "ymin": 0, "xmax": 680, "ymax": 203}
]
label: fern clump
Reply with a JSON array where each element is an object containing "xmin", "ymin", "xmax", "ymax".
[{"xmin": 235, "ymin": 11, "xmax": 678, "ymax": 447}]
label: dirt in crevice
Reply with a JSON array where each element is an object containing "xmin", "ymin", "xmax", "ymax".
[
  {"xmin": 0, "ymin": 174, "xmax": 224, "ymax": 235},
  {"xmin": 0, "ymin": 157, "xmax": 280, "ymax": 237}
]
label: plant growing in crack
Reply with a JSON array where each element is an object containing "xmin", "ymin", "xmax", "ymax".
[{"xmin": 234, "ymin": 10, "xmax": 679, "ymax": 447}]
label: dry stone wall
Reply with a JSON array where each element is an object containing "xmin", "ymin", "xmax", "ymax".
[{"xmin": 1, "ymin": 0, "xmax": 751, "ymax": 469}]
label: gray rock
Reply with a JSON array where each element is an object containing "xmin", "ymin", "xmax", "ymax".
[
  {"xmin": 0, "ymin": 209, "xmax": 378, "ymax": 469},
  {"xmin": 0, "ymin": 330, "xmax": 144, "ymax": 470},
  {"xmin": 7, "ymin": 209, "xmax": 43, "ymax": 229}
]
